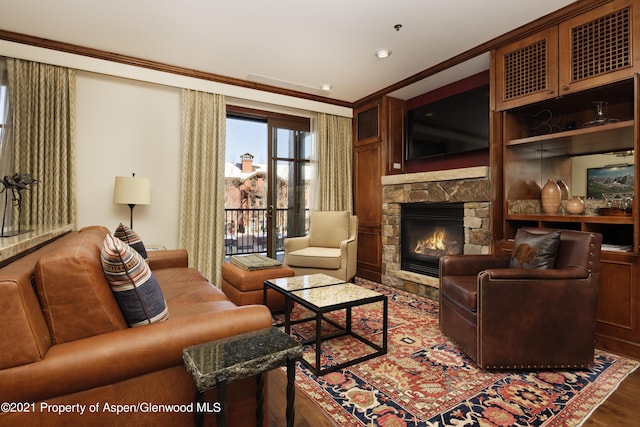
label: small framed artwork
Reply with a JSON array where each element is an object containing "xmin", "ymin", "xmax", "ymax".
[{"xmin": 586, "ymin": 164, "xmax": 634, "ymax": 199}]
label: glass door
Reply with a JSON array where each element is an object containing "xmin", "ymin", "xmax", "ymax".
[
  {"xmin": 225, "ymin": 110, "xmax": 310, "ymax": 260},
  {"xmin": 268, "ymin": 118, "xmax": 311, "ymax": 259}
]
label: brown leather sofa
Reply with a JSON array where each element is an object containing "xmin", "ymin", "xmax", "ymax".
[
  {"xmin": 439, "ymin": 228, "xmax": 602, "ymax": 370},
  {"xmin": 0, "ymin": 225, "xmax": 273, "ymax": 426}
]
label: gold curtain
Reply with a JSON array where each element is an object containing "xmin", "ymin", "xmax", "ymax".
[
  {"xmin": 313, "ymin": 112, "xmax": 353, "ymax": 211},
  {"xmin": 179, "ymin": 89, "xmax": 226, "ymax": 284},
  {"xmin": 6, "ymin": 58, "xmax": 77, "ymax": 230}
]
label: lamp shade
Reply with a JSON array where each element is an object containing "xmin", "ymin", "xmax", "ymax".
[{"xmin": 113, "ymin": 176, "xmax": 151, "ymax": 205}]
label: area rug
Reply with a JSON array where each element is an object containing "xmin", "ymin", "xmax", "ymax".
[{"xmin": 282, "ymin": 279, "xmax": 639, "ymax": 427}]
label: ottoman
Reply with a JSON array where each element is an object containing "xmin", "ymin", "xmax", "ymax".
[{"xmin": 221, "ymin": 262, "xmax": 295, "ymax": 311}]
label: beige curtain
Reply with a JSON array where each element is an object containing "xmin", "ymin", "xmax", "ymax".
[
  {"xmin": 312, "ymin": 112, "xmax": 353, "ymax": 211},
  {"xmin": 179, "ymin": 89, "xmax": 226, "ymax": 284},
  {"xmin": 5, "ymin": 58, "xmax": 77, "ymax": 230}
]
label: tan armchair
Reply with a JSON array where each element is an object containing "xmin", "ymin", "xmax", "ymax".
[
  {"xmin": 439, "ymin": 228, "xmax": 602, "ymax": 370},
  {"xmin": 283, "ymin": 210, "xmax": 358, "ymax": 282}
]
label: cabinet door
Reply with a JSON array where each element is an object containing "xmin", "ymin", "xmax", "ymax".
[
  {"xmin": 495, "ymin": 27, "xmax": 559, "ymax": 111},
  {"xmin": 353, "ymin": 141, "xmax": 383, "ymax": 281},
  {"xmin": 559, "ymin": 0, "xmax": 639, "ymax": 95},
  {"xmin": 354, "ymin": 101, "xmax": 381, "ymax": 147},
  {"xmin": 384, "ymin": 97, "xmax": 406, "ymax": 175}
]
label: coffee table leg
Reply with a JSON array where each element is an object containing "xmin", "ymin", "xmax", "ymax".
[
  {"xmin": 315, "ymin": 310, "xmax": 322, "ymax": 374},
  {"xmin": 256, "ymin": 372, "xmax": 264, "ymax": 427},
  {"xmin": 286, "ymin": 356, "xmax": 296, "ymax": 427},
  {"xmin": 285, "ymin": 295, "xmax": 292, "ymax": 335}
]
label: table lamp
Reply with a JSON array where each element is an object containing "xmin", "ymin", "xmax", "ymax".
[{"xmin": 113, "ymin": 173, "xmax": 151, "ymax": 229}]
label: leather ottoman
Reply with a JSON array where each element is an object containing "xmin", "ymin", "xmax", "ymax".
[{"xmin": 221, "ymin": 262, "xmax": 295, "ymax": 311}]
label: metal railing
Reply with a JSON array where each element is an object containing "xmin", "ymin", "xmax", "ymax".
[{"xmin": 223, "ymin": 208, "xmax": 308, "ymax": 256}]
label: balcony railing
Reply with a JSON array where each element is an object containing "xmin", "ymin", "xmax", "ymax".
[{"xmin": 223, "ymin": 208, "xmax": 308, "ymax": 256}]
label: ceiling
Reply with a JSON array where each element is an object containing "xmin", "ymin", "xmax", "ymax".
[{"xmin": 0, "ymin": 0, "xmax": 577, "ymax": 104}]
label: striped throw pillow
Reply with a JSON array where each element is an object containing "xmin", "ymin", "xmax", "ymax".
[
  {"xmin": 101, "ymin": 233, "xmax": 168, "ymax": 327},
  {"xmin": 114, "ymin": 223, "xmax": 148, "ymax": 260}
]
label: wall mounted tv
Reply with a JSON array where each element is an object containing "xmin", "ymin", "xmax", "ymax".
[{"xmin": 406, "ymin": 84, "xmax": 490, "ymax": 160}]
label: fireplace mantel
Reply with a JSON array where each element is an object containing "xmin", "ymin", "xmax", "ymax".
[
  {"xmin": 381, "ymin": 166, "xmax": 489, "ymax": 186},
  {"xmin": 381, "ymin": 166, "xmax": 491, "ymax": 299}
]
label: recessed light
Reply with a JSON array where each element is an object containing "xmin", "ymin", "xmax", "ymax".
[
  {"xmin": 321, "ymin": 83, "xmax": 332, "ymax": 91},
  {"xmin": 376, "ymin": 49, "xmax": 391, "ymax": 59}
]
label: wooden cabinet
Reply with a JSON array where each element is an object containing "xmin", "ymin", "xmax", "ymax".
[
  {"xmin": 384, "ymin": 97, "xmax": 406, "ymax": 175},
  {"xmin": 352, "ymin": 96, "xmax": 406, "ymax": 281},
  {"xmin": 495, "ymin": 27, "xmax": 559, "ymax": 110},
  {"xmin": 493, "ymin": 54, "xmax": 640, "ymax": 357},
  {"xmin": 495, "ymin": 0, "xmax": 639, "ymax": 110}
]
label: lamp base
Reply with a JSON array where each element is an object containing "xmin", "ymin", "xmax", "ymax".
[{"xmin": 128, "ymin": 204, "xmax": 136, "ymax": 229}]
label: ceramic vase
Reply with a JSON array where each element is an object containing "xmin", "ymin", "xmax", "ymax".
[
  {"xmin": 565, "ymin": 196, "xmax": 585, "ymax": 214},
  {"xmin": 541, "ymin": 179, "xmax": 561, "ymax": 214},
  {"xmin": 556, "ymin": 179, "xmax": 569, "ymax": 200}
]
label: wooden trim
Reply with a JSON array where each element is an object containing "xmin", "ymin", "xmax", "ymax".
[{"xmin": 0, "ymin": 29, "xmax": 352, "ymax": 109}]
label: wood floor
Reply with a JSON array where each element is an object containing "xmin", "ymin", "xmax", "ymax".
[{"xmin": 267, "ymin": 362, "xmax": 640, "ymax": 426}]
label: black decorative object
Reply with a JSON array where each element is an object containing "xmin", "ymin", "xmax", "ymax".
[
  {"xmin": 520, "ymin": 109, "xmax": 562, "ymax": 137},
  {"xmin": 1, "ymin": 172, "xmax": 39, "ymax": 237}
]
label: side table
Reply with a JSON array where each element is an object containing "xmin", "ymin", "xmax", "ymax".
[{"xmin": 183, "ymin": 327, "xmax": 302, "ymax": 427}]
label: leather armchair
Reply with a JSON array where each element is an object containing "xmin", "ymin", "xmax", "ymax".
[
  {"xmin": 439, "ymin": 228, "xmax": 602, "ymax": 370},
  {"xmin": 283, "ymin": 210, "xmax": 358, "ymax": 282}
]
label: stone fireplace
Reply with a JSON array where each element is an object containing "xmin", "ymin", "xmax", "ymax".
[
  {"xmin": 381, "ymin": 166, "xmax": 491, "ymax": 299},
  {"xmin": 401, "ymin": 203, "xmax": 464, "ymax": 277}
]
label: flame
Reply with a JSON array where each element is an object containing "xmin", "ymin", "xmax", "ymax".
[{"xmin": 414, "ymin": 228, "xmax": 447, "ymax": 254}]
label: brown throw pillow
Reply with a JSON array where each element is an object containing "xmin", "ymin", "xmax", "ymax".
[{"xmin": 509, "ymin": 229, "xmax": 561, "ymax": 269}]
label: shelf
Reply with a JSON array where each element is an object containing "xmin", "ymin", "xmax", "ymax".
[
  {"xmin": 506, "ymin": 120, "xmax": 634, "ymax": 158},
  {"xmin": 505, "ymin": 213, "xmax": 634, "ymax": 224}
]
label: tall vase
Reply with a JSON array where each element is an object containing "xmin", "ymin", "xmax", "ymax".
[
  {"xmin": 541, "ymin": 179, "xmax": 561, "ymax": 214},
  {"xmin": 556, "ymin": 179, "xmax": 569, "ymax": 200}
]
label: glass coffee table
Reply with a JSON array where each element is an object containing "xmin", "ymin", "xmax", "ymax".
[{"xmin": 264, "ymin": 274, "xmax": 388, "ymax": 376}]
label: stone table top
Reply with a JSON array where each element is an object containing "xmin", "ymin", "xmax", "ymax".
[
  {"xmin": 265, "ymin": 273, "xmax": 344, "ymax": 292},
  {"xmin": 291, "ymin": 282, "xmax": 384, "ymax": 309},
  {"xmin": 182, "ymin": 327, "xmax": 302, "ymax": 392}
]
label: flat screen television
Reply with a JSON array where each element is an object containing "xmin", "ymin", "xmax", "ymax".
[{"xmin": 406, "ymin": 84, "xmax": 490, "ymax": 160}]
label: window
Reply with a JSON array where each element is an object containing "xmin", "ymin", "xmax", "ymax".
[{"xmin": 224, "ymin": 107, "xmax": 311, "ymax": 258}]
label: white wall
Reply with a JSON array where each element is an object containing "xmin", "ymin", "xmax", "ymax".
[
  {"xmin": 1, "ymin": 39, "xmax": 353, "ymax": 248},
  {"xmin": 75, "ymin": 72, "xmax": 182, "ymax": 247}
]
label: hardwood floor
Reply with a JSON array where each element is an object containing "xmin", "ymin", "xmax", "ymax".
[{"xmin": 267, "ymin": 363, "xmax": 640, "ymax": 426}]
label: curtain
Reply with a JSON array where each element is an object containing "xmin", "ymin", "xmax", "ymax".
[
  {"xmin": 5, "ymin": 58, "xmax": 77, "ymax": 230},
  {"xmin": 179, "ymin": 89, "xmax": 226, "ymax": 284},
  {"xmin": 312, "ymin": 112, "xmax": 353, "ymax": 211},
  {"xmin": 0, "ymin": 58, "xmax": 12, "ymax": 230}
]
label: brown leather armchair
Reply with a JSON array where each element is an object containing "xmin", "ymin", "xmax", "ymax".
[{"xmin": 439, "ymin": 228, "xmax": 602, "ymax": 370}]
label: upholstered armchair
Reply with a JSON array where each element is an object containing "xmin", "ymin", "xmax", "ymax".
[
  {"xmin": 283, "ymin": 210, "xmax": 358, "ymax": 282},
  {"xmin": 439, "ymin": 228, "xmax": 602, "ymax": 370}
]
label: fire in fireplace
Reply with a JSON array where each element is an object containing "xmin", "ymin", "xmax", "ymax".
[{"xmin": 401, "ymin": 203, "xmax": 464, "ymax": 277}]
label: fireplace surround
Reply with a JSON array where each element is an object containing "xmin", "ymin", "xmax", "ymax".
[
  {"xmin": 401, "ymin": 203, "xmax": 464, "ymax": 277},
  {"xmin": 381, "ymin": 166, "xmax": 490, "ymax": 299}
]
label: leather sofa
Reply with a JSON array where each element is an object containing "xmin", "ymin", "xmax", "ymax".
[
  {"xmin": 0, "ymin": 225, "xmax": 273, "ymax": 426},
  {"xmin": 439, "ymin": 228, "xmax": 602, "ymax": 370}
]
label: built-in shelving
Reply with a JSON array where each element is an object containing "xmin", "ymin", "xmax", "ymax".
[{"xmin": 506, "ymin": 120, "xmax": 634, "ymax": 158}]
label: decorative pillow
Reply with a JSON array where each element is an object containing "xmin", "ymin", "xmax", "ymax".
[
  {"xmin": 509, "ymin": 229, "xmax": 561, "ymax": 269},
  {"xmin": 114, "ymin": 223, "xmax": 148, "ymax": 260},
  {"xmin": 101, "ymin": 233, "xmax": 168, "ymax": 327}
]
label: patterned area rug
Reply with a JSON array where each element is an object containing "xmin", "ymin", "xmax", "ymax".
[{"xmin": 283, "ymin": 279, "xmax": 639, "ymax": 427}]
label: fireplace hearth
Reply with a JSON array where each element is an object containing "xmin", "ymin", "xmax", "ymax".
[{"xmin": 401, "ymin": 203, "xmax": 464, "ymax": 277}]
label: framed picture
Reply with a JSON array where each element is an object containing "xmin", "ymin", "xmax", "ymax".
[{"xmin": 586, "ymin": 164, "xmax": 634, "ymax": 199}]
